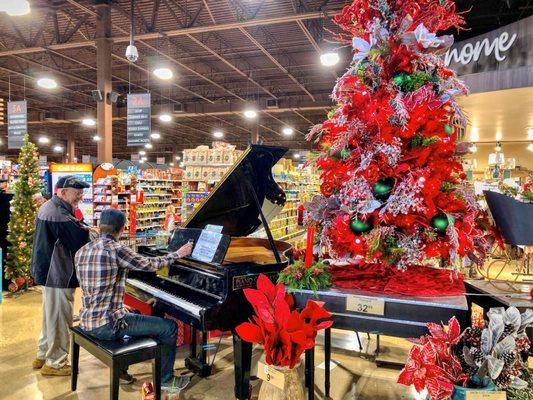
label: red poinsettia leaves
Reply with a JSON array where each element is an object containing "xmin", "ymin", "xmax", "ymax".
[
  {"xmin": 236, "ymin": 274, "xmax": 333, "ymax": 368},
  {"xmin": 235, "ymin": 322, "xmax": 264, "ymax": 344}
]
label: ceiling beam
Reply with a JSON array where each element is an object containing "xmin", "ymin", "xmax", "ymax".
[{"xmin": 0, "ymin": 12, "xmax": 327, "ymax": 57}]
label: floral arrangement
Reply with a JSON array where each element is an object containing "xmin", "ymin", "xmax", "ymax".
[
  {"xmin": 278, "ymin": 260, "xmax": 332, "ymax": 292},
  {"xmin": 398, "ymin": 307, "xmax": 533, "ymax": 399},
  {"xmin": 305, "ymin": 0, "xmax": 494, "ymax": 277},
  {"xmin": 236, "ymin": 274, "xmax": 333, "ymax": 368}
]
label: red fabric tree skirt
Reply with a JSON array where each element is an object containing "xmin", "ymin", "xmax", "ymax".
[{"xmin": 329, "ymin": 263, "xmax": 465, "ymax": 297}]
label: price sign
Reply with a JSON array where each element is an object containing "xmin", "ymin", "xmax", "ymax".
[
  {"xmin": 466, "ymin": 391, "xmax": 506, "ymax": 400},
  {"xmin": 346, "ymin": 295, "xmax": 385, "ymax": 316},
  {"xmin": 127, "ymin": 93, "xmax": 151, "ymax": 146},
  {"xmin": 257, "ymin": 361, "xmax": 285, "ymax": 390}
]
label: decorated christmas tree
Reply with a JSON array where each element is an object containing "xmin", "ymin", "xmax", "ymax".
[
  {"xmin": 306, "ymin": 0, "xmax": 494, "ymax": 294},
  {"xmin": 5, "ymin": 134, "xmax": 41, "ymax": 292}
]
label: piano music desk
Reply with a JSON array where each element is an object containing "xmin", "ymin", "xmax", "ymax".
[{"xmin": 292, "ymin": 287, "xmax": 469, "ymax": 400}]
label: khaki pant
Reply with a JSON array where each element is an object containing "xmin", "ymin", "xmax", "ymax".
[{"xmin": 37, "ymin": 287, "xmax": 75, "ymax": 368}]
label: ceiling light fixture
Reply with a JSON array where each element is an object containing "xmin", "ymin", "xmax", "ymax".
[
  {"xmin": 320, "ymin": 51, "xmax": 340, "ymax": 67},
  {"xmin": 213, "ymin": 130, "xmax": 224, "ymax": 139},
  {"xmin": 169, "ymin": 162, "xmax": 174, "ymax": 167},
  {"xmin": 179, "ymin": 162, "xmax": 184, "ymax": 168},
  {"xmin": 53, "ymin": 145, "xmax": 63, "ymax": 152},
  {"xmin": 141, "ymin": 156, "xmax": 147, "ymax": 161},
  {"xmin": 175, "ymin": 155, "xmax": 181, "ymax": 161},
  {"xmin": 93, "ymin": 135, "xmax": 101, "ymax": 142},
  {"xmin": 495, "ymin": 141, "xmax": 502, "ymax": 152},
  {"xmin": 38, "ymin": 136, "xmax": 50, "ymax": 144},
  {"xmin": 37, "ymin": 77, "xmax": 57, "ymax": 90},
  {"xmin": 282, "ymin": 127, "xmax": 294, "ymax": 136},
  {"xmin": 139, "ymin": 150, "xmax": 146, "ymax": 156},
  {"xmin": 153, "ymin": 67, "xmax": 173, "ymax": 80},
  {"xmin": 150, "ymin": 132, "xmax": 161, "ymax": 139},
  {"xmin": 243, "ymin": 109, "xmax": 257, "ymax": 119},
  {"xmin": 82, "ymin": 118, "xmax": 96, "ymax": 127},
  {"xmin": 1, "ymin": 0, "xmax": 31, "ymax": 16},
  {"xmin": 145, "ymin": 143, "xmax": 153, "ymax": 149},
  {"xmin": 159, "ymin": 113, "xmax": 172, "ymax": 122}
]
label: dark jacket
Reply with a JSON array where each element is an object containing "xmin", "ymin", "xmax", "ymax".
[{"xmin": 30, "ymin": 195, "xmax": 89, "ymax": 288}]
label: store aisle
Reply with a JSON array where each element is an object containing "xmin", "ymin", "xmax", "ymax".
[{"xmin": 0, "ymin": 289, "xmax": 416, "ymax": 400}]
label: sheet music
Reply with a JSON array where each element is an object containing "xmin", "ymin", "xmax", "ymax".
[{"xmin": 191, "ymin": 229, "xmax": 223, "ymax": 263}]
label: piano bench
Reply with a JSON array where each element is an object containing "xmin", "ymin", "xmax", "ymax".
[{"xmin": 70, "ymin": 326, "xmax": 162, "ymax": 400}]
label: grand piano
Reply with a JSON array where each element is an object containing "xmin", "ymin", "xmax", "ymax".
[{"xmin": 125, "ymin": 145, "xmax": 293, "ymax": 399}]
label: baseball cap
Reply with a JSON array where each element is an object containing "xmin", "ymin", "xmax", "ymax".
[
  {"xmin": 99, "ymin": 208, "xmax": 126, "ymax": 229},
  {"xmin": 56, "ymin": 175, "xmax": 90, "ymax": 189}
]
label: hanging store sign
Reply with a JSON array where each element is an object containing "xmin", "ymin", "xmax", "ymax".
[
  {"xmin": 7, "ymin": 100, "xmax": 27, "ymax": 149},
  {"xmin": 127, "ymin": 93, "xmax": 151, "ymax": 146},
  {"xmin": 445, "ymin": 15, "xmax": 532, "ymax": 76}
]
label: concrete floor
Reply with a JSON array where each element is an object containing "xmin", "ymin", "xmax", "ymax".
[{"xmin": 0, "ymin": 287, "xmax": 421, "ymax": 400}]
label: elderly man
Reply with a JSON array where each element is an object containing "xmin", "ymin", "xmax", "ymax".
[
  {"xmin": 31, "ymin": 175, "xmax": 91, "ymax": 375},
  {"xmin": 75, "ymin": 208, "xmax": 193, "ymax": 386}
]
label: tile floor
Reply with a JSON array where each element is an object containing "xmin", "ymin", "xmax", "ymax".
[{"xmin": 0, "ymin": 287, "xmax": 421, "ymax": 400}]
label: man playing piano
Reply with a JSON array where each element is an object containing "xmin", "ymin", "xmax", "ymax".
[{"xmin": 74, "ymin": 209, "xmax": 193, "ymax": 385}]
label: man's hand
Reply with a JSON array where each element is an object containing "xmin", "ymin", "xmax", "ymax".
[{"xmin": 177, "ymin": 241, "xmax": 194, "ymax": 258}]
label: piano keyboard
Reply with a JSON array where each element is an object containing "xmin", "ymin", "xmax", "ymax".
[{"xmin": 127, "ymin": 278, "xmax": 203, "ymax": 317}]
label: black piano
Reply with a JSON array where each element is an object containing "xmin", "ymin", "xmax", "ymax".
[{"xmin": 125, "ymin": 145, "xmax": 293, "ymax": 399}]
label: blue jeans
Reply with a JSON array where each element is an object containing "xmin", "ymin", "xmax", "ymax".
[{"xmin": 84, "ymin": 313, "xmax": 177, "ymax": 383}]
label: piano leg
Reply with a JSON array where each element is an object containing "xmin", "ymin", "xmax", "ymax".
[
  {"xmin": 185, "ymin": 327, "xmax": 213, "ymax": 377},
  {"xmin": 233, "ymin": 333, "xmax": 252, "ymax": 400},
  {"xmin": 201, "ymin": 329, "xmax": 208, "ymax": 366},
  {"xmin": 324, "ymin": 327, "xmax": 331, "ymax": 399},
  {"xmin": 191, "ymin": 327, "xmax": 197, "ymax": 358}
]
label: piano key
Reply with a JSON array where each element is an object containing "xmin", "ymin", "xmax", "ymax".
[{"xmin": 128, "ymin": 278, "xmax": 203, "ymax": 317}]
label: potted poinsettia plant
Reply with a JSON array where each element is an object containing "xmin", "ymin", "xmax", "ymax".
[
  {"xmin": 398, "ymin": 307, "xmax": 533, "ymax": 400},
  {"xmin": 236, "ymin": 274, "xmax": 333, "ymax": 400}
]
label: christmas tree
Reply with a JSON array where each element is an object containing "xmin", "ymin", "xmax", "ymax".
[
  {"xmin": 5, "ymin": 134, "xmax": 41, "ymax": 291},
  {"xmin": 306, "ymin": 0, "xmax": 493, "ymax": 292}
]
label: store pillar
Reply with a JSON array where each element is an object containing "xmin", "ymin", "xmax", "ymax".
[
  {"xmin": 95, "ymin": 3, "xmax": 113, "ymax": 163},
  {"xmin": 67, "ymin": 134, "xmax": 76, "ymax": 163}
]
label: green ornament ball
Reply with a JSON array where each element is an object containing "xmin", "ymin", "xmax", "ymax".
[
  {"xmin": 340, "ymin": 148, "xmax": 351, "ymax": 160},
  {"xmin": 430, "ymin": 213, "xmax": 455, "ymax": 234},
  {"xmin": 393, "ymin": 75, "xmax": 404, "ymax": 86},
  {"xmin": 444, "ymin": 124, "xmax": 453, "ymax": 136},
  {"xmin": 350, "ymin": 216, "xmax": 373, "ymax": 234},
  {"xmin": 372, "ymin": 178, "xmax": 395, "ymax": 201}
]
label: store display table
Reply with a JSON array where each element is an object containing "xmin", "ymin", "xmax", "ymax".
[
  {"xmin": 292, "ymin": 287, "xmax": 469, "ymax": 400},
  {"xmin": 466, "ymin": 279, "xmax": 533, "ymax": 341}
]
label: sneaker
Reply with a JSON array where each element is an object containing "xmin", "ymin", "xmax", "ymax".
[
  {"xmin": 32, "ymin": 358, "xmax": 45, "ymax": 369},
  {"xmin": 119, "ymin": 370, "xmax": 135, "ymax": 385},
  {"xmin": 41, "ymin": 364, "xmax": 71, "ymax": 376},
  {"xmin": 163, "ymin": 375, "xmax": 191, "ymax": 390}
]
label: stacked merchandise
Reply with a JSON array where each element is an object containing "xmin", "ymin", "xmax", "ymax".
[
  {"xmin": 181, "ymin": 143, "xmax": 242, "ymax": 221},
  {"xmin": 252, "ymin": 158, "xmax": 320, "ymax": 245}
]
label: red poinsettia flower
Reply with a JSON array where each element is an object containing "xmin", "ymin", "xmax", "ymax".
[{"xmin": 236, "ymin": 274, "xmax": 333, "ymax": 368}]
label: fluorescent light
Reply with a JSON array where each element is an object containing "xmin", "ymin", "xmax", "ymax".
[
  {"xmin": 169, "ymin": 162, "xmax": 174, "ymax": 167},
  {"xmin": 243, "ymin": 109, "xmax": 257, "ymax": 119},
  {"xmin": 37, "ymin": 77, "xmax": 57, "ymax": 89},
  {"xmin": 293, "ymin": 153, "xmax": 300, "ymax": 159},
  {"xmin": 470, "ymin": 143, "xmax": 477, "ymax": 153},
  {"xmin": 495, "ymin": 142, "xmax": 502, "ymax": 152},
  {"xmin": 159, "ymin": 113, "xmax": 172, "ymax": 122},
  {"xmin": 282, "ymin": 127, "xmax": 294, "ymax": 136},
  {"xmin": 139, "ymin": 159, "xmax": 144, "ymax": 164},
  {"xmin": 92, "ymin": 135, "xmax": 101, "ymax": 142},
  {"xmin": 150, "ymin": 132, "xmax": 161, "ymax": 139},
  {"xmin": 139, "ymin": 150, "xmax": 146, "ymax": 156},
  {"xmin": 141, "ymin": 156, "xmax": 147, "ymax": 161},
  {"xmin": 175, "ymin": 155, "xmax": 181, "ymax": 161},
  {"xmin": 213, "ymin": 130, "xmax": 224, "ymax": 138},
  {"xmin": 1, "ymin": 0, "xmax": 30, "ymax": 16},
  {"xmin": 38, "ymin": 136, "xmax": 49, "ymax": 144},
  {"xmin": 153, "ymin": 67, "xmax": 173, "ymax": 80},
  {"xmin": 53, "ymin": 145, "xmax": 63, "ymax": 152},
  {"xmin": 320, "ymin": 52, "xmax": 340, "ymax": 66},
  {"xmin": 145, "ymin": 143, "xmax": 153, "ymax": 149},
  {"xmin": 82, "ymin": 118, "xmax": 96, "ymax": 127},
  {"xmin": 528, "ymin": 142, "xmax": 533, "ymax": 152}
]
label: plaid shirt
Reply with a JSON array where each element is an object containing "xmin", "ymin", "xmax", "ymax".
[{"xmin": 75, "ymin": 234, "xmax": 180, "ymax": 331}]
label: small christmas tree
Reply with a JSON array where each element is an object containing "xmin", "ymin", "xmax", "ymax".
[
  {"xmin": 306, "ymin": 0, "xmax": 493, "ymax": 292},
  {"xmin": 5, "ymin": 134, "xmax": 41, "ymax": 292}
]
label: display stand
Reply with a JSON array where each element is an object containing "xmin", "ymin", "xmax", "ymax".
[{"xmin": 293, "ymin": 288, "xmax": 469, "ymax": 400}]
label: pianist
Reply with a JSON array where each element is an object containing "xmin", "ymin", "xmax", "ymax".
[{"xmin": 74, "ymin": 208, "xmax": 194, "ymax": 385}]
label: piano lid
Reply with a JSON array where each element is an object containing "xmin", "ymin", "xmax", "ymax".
[{"xmin": 184, "ymin": 145, "xmax": 288, "ymax": 237}]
